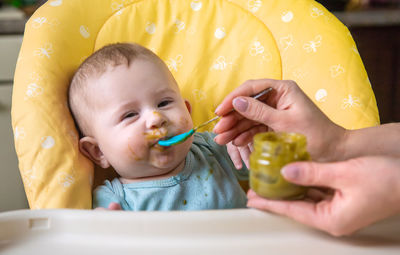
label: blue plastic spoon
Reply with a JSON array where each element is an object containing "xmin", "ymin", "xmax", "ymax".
[{"xmin": 158, "ymin": 87, "xmax": 272, "ymax": 147}]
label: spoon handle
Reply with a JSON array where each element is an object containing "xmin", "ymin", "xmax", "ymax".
[
  {"xmin": 194, "ymin": 87, "xmax": 272, "ymax": 131},
  {"xmin": 252, "ymin": 87, "xmax": 272, "ymax": 100},
  {"xmin": 194, "ymin": 116, "xmax": 220, "ymax": 131}
]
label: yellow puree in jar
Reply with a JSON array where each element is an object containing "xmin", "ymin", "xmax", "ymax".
[{"xmin": 249, "ymin": 132, "xmax": 310, "ymax": 200}]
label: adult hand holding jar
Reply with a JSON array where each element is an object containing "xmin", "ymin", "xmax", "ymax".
[{"xmin": 213, "ymin": 79, "xmax": 400, "ymax": 236}]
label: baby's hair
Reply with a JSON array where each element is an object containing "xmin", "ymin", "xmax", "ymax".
[{"xmin": 68, "ymin": 43, "xmax": 163, "ymax": 137}]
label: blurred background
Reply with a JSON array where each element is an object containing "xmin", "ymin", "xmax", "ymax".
[
  {"xmin": 0, "ymin": 0, "xmax": 399, "ymax": 211},
  {"xmin": 316, "ymin": 0, "xmax": 400, "ymax": 124}
]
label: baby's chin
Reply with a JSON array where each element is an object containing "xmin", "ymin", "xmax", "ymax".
[
  {"xmin": 144, "ymin": 155, "xmax": 185, "ymax": 180},
  {"xmin": 149, "ymin": 138, "xmax": 192, "ymax": 169},
  {"xmin": 119, "ymin": 154, "xmax": 187, "ymax": 182},
  {"xmin": 150, "ymin": 147, "xmax": 186, "ymax": 168}
]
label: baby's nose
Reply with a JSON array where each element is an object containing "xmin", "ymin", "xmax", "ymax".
[{"xmin": 146, "ymin": 111, "xmax": 167, "ymax": 129}]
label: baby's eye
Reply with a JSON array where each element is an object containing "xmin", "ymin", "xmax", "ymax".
[
  {"xmin": 158, "ymin": 99, "xmax": 173, "ymax": 108},
  {"xmin": 123, "ymin": 112, "xmax": 138, "ymax": 120}
]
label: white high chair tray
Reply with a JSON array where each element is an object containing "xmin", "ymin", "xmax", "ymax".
[{"xmin": 0, "ymin": 209, "xmax": 399, "ymax": 254}]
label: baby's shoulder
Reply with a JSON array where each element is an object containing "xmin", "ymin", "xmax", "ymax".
[
  {"xmin": 191, "ymin": 131, "xmax": 228, "ymax": 159},
  {"xmin": 94, "ymin": 178, "xmax": 123, "ymax": 194},
  {"xmin": 193, "ymin": 131, "xmax": 216, "ymax": 145}
]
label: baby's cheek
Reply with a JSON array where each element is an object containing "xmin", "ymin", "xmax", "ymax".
[
  {"xmin": 127, "ymin": 144, "xmax": 142, "ymax": 161},
  {"xmin": 126, "ymin": 137, "xmax": 147, "ymax": 161},
  {"xmin": 179, "ymin": 115, "xmax": 192, "ymax": 130}
]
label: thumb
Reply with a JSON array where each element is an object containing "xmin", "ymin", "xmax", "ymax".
[
  {"xmin": 232, "ymin": 97, "xmax": 277, "ymax": 125},
  {"xmin": 281, "ymin": 161, "xmax": 344, "ymax": 189}
]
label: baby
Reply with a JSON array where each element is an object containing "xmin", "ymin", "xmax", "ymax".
[{"xmin": 69, "ymin": 43, "xmax": 248, "ymax": 210}]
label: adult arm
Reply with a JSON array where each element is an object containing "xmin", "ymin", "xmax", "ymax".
[{"xmin": 340, "ymin": 123, "xmax": 400, "ymax": 160}]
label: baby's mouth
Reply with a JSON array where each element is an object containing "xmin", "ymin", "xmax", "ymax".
[
  {"xmin": 144, "ymin": 128, "xmax": 168, "ymax": 146},
  {"xmin": 151, "ymin": 138, "xmax": 171, "ymax": 152},
  {"xmin": 150, "ymin": 133, "xmax": 179, "ymax": 149},
  {"xmin": 152, "ymin": 135, "xmax": 172, "ymax": 147}
]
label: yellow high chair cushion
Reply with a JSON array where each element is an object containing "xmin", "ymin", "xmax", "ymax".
[{"xmin": 12, "ymin": 0, "xmax": 379, "ymax": 209}]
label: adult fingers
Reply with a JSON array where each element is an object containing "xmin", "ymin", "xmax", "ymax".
[
  {"xmin": 227, "ymin": 142, "xmax": 243, "ymax": 169},
  {"xmin": 213, "ymin": 112, "xmax": 241, "ymax": 134},
  {"xmin": 247, "ymin": 190, "xmax": 328, "ymax": 231},
  {"xmin": 215, "ymin": 123, "xmax": 267, "ymax": 146},
  {"xmin": 232, "ymin": 125, "xmax": 268, "ymax": 146},
  {"xmin": 232, "ymin": 96, "xmax": 279, "ymax": 127},
  {"xmin": 248, "ymin": 142, "xmax": 254, "ymax": 152},
  {"xmin": 214, "ymin": 119, "xmax": 260, "ymax": 145},
  {"xmin": 281, "ymin": 161, "xmax": 347, "ymax": 189},
  {"xmin": 237, "ymin": 145, "xmax": 252, "ymax": 169},
  {"xmin": 306, "ymin": 188, "xmax": 333, "ymax": 202},
  {"xmin": 215, "ymin": 79, "xmax": 283, "ymax": 116},
  {"xmin": 219, "ymin": 115, "xmax": 256, "ymax": 137}
]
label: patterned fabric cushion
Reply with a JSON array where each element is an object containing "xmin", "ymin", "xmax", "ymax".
[{"xmin": 12, "ymin": 0, "xmax": 379, "ymax": 209}]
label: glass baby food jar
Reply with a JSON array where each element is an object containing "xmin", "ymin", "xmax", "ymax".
[{"xmin": 249, "ymin": 132, "xmax": 310, "ymax": 200}]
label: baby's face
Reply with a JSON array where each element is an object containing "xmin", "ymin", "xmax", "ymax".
[{"xmin": 86, "ymin": 58, "xmax": 193, "ymax": 180}]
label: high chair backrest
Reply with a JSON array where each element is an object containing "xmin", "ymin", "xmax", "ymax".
[{"xmin": 12, "ymin": 0, "xmax": 379, "ymax": 209}]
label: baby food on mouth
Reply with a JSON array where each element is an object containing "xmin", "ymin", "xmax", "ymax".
[
  {"xmin": 152, "ymin": 142, "xmax": 169, "ymax": 152},
  {"xmin": 141, "ymin": 129, "xmax": 171, "ymax": 152},
  {"xmin": 144, "ymin": 128, "xmax": 168, "ymax": 140},
  {"xmin": 250, "ymin": 132, "xmax": 310, "ymax": 200}
]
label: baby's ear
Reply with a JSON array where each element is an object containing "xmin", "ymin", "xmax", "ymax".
[
  {"xmin": 185, "ymin": 99, "xmax": 192, "ymax": 114},
  {"xmin": 79, "ymin": 136, "xmax": 110, "ymax": 169}
]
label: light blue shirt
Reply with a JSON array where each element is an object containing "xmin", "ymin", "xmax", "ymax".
[{"xmin": 93, "ymin": 132, "xmax": 248, "ymax": 210}]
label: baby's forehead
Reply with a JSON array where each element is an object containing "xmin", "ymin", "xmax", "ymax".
[
  {"xmin": 101, "ymin": 59, "xmax": 180, "ymax": 89},
  {"xmin": 85, "ymin": 63, "xmax": 180, "ymax": 99}
]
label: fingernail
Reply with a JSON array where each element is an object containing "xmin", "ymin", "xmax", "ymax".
[
  {"xmin": 281, "ymin": 165, "xmax": 300, "ymax": 180},
  {"xmin": 233, "ymin": 97, "xmax": 248, "ymax": 112},
  {"xmin": 214, "ymin": 105, "xmax": 222, "ymax": 114},
  {"xmin": 212, "ymin": 123, "xmax": 219, "ymax": 133},
  {"xmin": 235, "ymin": 162, "xmax": 242, "ymax": 170}
]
